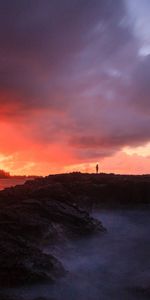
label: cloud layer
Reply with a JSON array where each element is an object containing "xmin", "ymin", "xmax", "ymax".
[{"xmin": 0, "ymin": 0, "xmax": 150, "ymax": 174}]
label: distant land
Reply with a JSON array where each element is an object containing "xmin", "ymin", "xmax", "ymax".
[
  {"xmin": 0, "ymin": 169, "xmax": 39, "ymax": 190},
  {"xmin": 0, "ymin": 169, "xmax": 38, "ymax": 179}
]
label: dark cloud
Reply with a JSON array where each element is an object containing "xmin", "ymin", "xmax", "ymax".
[
  {"xmin": 130, "ymin": 55, "xmax": 150, "ymax": 113},
  {"xmin": 0, "ymin": 0, "xmax": 150, "ymax": 160},
  {"xmin": 0, "ymin": 0, "xmax": 130, "ymax": 109}
]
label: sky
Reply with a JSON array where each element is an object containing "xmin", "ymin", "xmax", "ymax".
[{"xmin": 0, "ymin": 0, "xmax": 150, "ymax": 175}]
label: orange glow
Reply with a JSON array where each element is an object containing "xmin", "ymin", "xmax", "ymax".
[
  {"xmin": 0, "ymin": 125, "xmax": 150, "ymax": 177},
  {"xmin": 0, "ymin": 112, "xmax": 150, "ymax": 176}
]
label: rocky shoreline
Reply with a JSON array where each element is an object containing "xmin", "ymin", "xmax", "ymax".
[
  {"xmin": 0, "ymin": 172, "xmax": 150, "ymax": 299},
  {"xmin": 0, "ymin": 174, "xmax": 105, "ymax": 291}
]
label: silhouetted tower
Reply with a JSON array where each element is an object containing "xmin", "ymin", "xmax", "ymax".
[{"xmin": 96, "ymin": 163, "xmax": 99, "ymax": 174}]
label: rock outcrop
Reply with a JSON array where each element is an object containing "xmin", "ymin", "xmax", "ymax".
[
  {"xmin": 0, "ymin": 174, "xmax": 105, "ymax": 287},
  {"xmin": 1, "ymin": 172, "xmax": 149, "ymax": 288},
  {"xmin": 1, "ymin": 172, "xmax": 149, "ymax": 210}
]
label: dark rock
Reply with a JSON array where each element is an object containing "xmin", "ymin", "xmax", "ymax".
[
  {"xmin": 0, "ymin": 174, "xmax": 105, "ymax": 287},
  {"xmin": 1, "ymin": 173, "xmax": 150, "ymax": 210},
  {"xmin": 0, "ymin": 172, "xmax": 149, "ymax": 291},
  {"xmin": 0, "ymin": 233, "xmax": 65, "ymax": 287}
]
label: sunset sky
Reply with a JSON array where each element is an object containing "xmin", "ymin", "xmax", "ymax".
[{"xmin": 0, "ymin": 0, "xmax": 150, "ymax": 175}]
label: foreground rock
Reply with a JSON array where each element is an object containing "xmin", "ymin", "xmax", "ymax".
[
  {"xmin": 1, "ymin": 171, "xmax": 149, "ymax": 288},
  {"xmin": 1, "ymin": 172, "xmax": 150, "ymax": 210},
  {"xmin": 0, "ymin": 233, "xmax": 65, "ymax": 287},
  {"xmin": 0, "ymin": 176, "xmax": 105, "ymax": 287}
]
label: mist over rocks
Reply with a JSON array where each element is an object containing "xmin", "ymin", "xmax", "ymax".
[
  {"xmin": 0, "ymin": 174, "xmax": 105, "ymax": 288},
  {"xmin": 0, "ymin": 172, "xmax": 150, "ymax": 289}
]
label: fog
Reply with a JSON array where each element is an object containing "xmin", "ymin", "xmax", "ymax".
[{"xmin": 8, "ymin": 210, "xmax": 150, "ymax": 300}]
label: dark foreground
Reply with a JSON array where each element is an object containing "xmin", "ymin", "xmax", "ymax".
[
  {"xmin": 0, "ymin": 173, "xmax": 150, "ymax": 299},
  {"xmin": 4, "ymin": 210, "xmax": 149, "ymax": 300}
]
